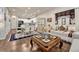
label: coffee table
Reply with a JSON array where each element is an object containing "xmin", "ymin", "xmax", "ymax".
[{"xmin": 30, "ymin": 35, "xmax": 61, "ymax": 52}]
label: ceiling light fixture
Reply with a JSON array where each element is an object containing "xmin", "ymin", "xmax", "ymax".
[{"xmin": 11, "ymin": 15, "xmax": 16, "ymax": 19}]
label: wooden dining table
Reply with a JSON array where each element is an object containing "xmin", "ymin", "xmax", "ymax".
[{"xmin": 30, "ymin": 35, "xmax": 61, "ymax": 52}]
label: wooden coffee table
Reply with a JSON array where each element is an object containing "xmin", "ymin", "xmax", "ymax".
[{"xmin": 30, "ymin": 35, "xmax": 61, "ymax": 52}]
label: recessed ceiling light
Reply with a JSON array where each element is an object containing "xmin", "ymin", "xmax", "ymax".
[{"xmin": 11, "ymin": 15, "xmax": 16, "ymax": 18}]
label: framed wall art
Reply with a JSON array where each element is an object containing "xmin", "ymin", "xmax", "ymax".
[
  {"xmin": 47, "ymin": 18, "xmax": 52, "ymax": 22},
  {"xmin": 62, "ymin": 18, "xmax": 66, "ymax": 25}
]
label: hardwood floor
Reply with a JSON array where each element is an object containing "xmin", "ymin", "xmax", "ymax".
[
  {"xmin": 0, "ymin": 30, "xmax": 71, "ymax": 52},
  {"xmin": 0, "ymin": 37, "xmax": 71, "ymax": 52}
]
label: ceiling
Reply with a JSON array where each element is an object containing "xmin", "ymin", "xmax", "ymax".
[{"xmin": 7, "ymin": 7, "xmax": 55, "ymax": 19}]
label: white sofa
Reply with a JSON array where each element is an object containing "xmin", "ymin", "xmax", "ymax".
[
  {"xmin": 51, "ymin": 31, "xmax": 79, "ymax": 52},
  {"xmin": 51, "ymin": 31, "xmax": 73, "ymax": 43},
  {"xmin": 72, "ymin": 32, "xmax": 79, "ymax": 39},
  {"xmin": 15, "ymin": 31, "xmax": 39, "ymax": 38},
  {"xmin": 70, "ymin": 39, "xmax": 79, "ymax": 52}
]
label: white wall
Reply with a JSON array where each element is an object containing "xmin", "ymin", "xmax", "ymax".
[
  {"xmin": 5, "ymin": 8, "xmax": 18, "ymax": 35},
  {"xmin": 0, "ymin": 7, "xmax": 6, "ymax": 40},
  {"xmin": 37, "ymin": 7, "xmax": 76, "ymax": 31},
  {"xmin": 37, "ymin": 10, "xmax": 55, "ymax": 30},
  {"xmin": 5, "ymin": 8, "xmax": 11, "ymax": 35},
  {"xmin": 75, "ymin": 8, "xmax": 79, "ymax": 31},
  {"xmin": 11, "ymin": 17, "xmax": 18, "ymax": 29},
  {"xmin": 0, "ymin": 8, "xmax": 18, "ymax": 40},
  {"xmin": 36, "ymin": 18, "xmax": 46, "ymax": 32}
]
